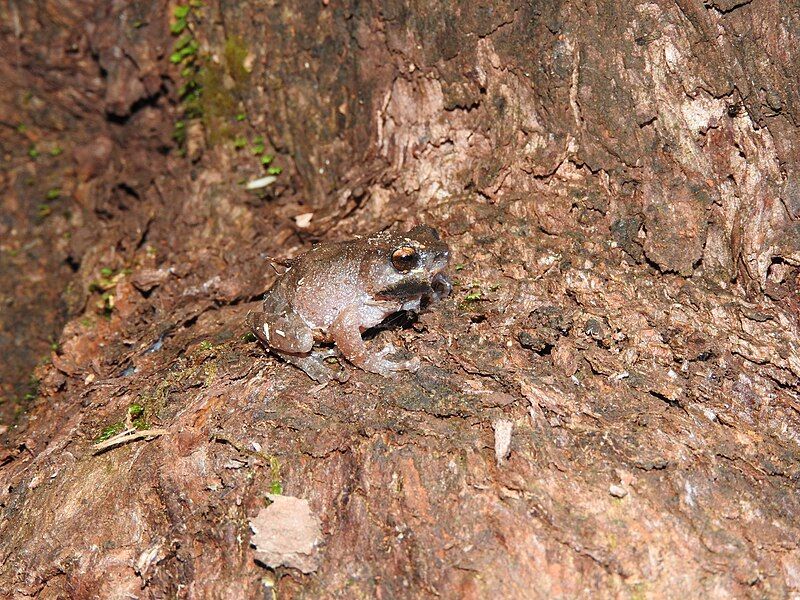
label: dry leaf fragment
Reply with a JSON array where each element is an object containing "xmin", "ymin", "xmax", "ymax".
[
  {"xmin": 250, "ymin": 494, "xmax": 322, "ymax": 573},
  {"xmin": 493, "ymin": 419, "xmax": 513, "ymax": 465}
]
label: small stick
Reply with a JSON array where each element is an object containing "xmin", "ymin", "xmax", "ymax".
[{"xmin": 92, "ymin": 428, "xmax": 168, "ymax": 453}]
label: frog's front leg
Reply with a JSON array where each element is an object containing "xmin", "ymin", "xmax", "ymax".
[{"xmin": 330, "ymin": 304, "xmax": 419, "ymax": 377}]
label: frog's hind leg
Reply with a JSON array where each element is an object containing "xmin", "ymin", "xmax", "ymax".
[{"xmin": 248, "ymin": 312, "xmax": 347, "ymax": 383}]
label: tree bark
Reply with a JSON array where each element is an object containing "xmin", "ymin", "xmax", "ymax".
[{"xmin": 2, "ymin": 0, "xmax": 800, "ymax": 597}]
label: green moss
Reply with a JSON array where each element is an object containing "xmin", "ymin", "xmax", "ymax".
[
  {"xmin": 126, "ymin": 402, "xmax": 151, "ymax": 430},
  {"xmin": 203, "ymin": 362, "xmax": 217, "ymax": 386},
  {"xmin": 171, "ymin": 4, "xmax": 190, "ymax": 34},
  {"xmin": 170, "ymin": 37, "xmax": 198, "ymax": 64},
  {"xmin": 173, "ymin": 120, "xmax": 187, "ymax": 145},
  {"xmin": 142, "ymin": 341, "xmax": 229, "ymax": 420},
  {"xmin": 128, "ymin": 403, "xmax": 145, "ymax": 419},
  {"xmin": 630, "ymin": 582, "xmax": 647, "ymax": 600},
  {"xmin": 166, "ymin": 4, "xmax": 270, "ymax": 169},
  {"xmin": 99, "ymin": 291, "xmax": 114, "ymax": 315},
  {"xmin": 171, "ymin": 19, "xmax": 185, "ymax": 34},
  {"xmin": 168, "ymin": 21, "xmax": 275, "ymax": 178},
  {"xmin": 223, "ymin": 36, "xmax": 251, "ymax": 85},
  {"xmin": 196, "ymin": 59, "xmax": 242, "ymax": 144},
  {"xmin": 23, "ymin": 376, "xmax": 40, "ymax": 401},
  {"xmin": 171, "ymin": 21, "xmax": 253, "ymax": 147},
  {"xmin": 464, "ymin": 290, "xmax": 482, "ymax": 302},
  {"xmin": 269, "ymin": 457, "xmax": 283, "ymax": 495},
  {"xmin": 250, "ymin": 136, "xmax": 265, "ymax": 155},
  {"xmin": 37, "ymin": 204, "xmax": 52, "ymax": 219},
  {"xmin": 88, "ymin": 268, "xmax": 129, "ymax": 315},
  {"xmin": 170, "ymin": 1, "xmax": 201, "ymax": 143},
  {"xmin": 96, "ymin": 403, "xmax": 152, "ymax": 442},
  {"xmin": 97, "ymin": 422, "xmax": 125, "ymax": 442}
]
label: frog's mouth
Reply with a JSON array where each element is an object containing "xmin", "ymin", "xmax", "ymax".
[{"xmin": 376, "ymin": 277, "xmax": 438, "ymax": 300}]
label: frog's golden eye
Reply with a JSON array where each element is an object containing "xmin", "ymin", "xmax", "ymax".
[{"xmin": 391, "ymin": 246, "xmax": 420, "ymax": 272}]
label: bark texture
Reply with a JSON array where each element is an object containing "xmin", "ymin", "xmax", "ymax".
[{"xmin": 2, "ymin": 0, "xmax": 800, "ymax": 598}]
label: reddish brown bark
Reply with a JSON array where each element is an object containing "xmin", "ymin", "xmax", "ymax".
[{"xmin": 2, "ymin": 1, "xmax": 800, "ymax": 597}]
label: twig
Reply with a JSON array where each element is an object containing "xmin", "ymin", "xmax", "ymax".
[{"xmin": 93, "ymin": 428, "xmax": 168, "ymax": 453}]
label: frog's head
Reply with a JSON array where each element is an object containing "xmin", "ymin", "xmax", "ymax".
[{"xmin": 363, "ymin": 225, "xmax": 450, "ymax": 300}]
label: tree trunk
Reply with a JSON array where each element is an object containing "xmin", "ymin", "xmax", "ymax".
[{"xmin": 2, "ymin": 0, "xmax": 800, "ymax": 597}]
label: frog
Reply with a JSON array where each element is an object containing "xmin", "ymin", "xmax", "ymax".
[{"xmin": 248, "ymin": 225, "xmax": 451, "ymax": 383}]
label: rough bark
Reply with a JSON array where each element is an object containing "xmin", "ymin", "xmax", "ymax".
[{"xmin": 2, "ymin": 0, "xmax": 800, "ymax": 598}]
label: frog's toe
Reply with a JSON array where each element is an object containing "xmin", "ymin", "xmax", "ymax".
[
  {"xmin": 375, "ymin": 343, "xmax": 396, "ymax": 360},
  {"xmin": 405, "ymin": 356, "xmax": 421, "ymax": 372},
  {"xmin": 301, "ymin": 363, "xmax": 332, "ymax": 383},
  {"xmin": 333, "ymin": 367, "xmax": 351, "ymax": 383},
  {"xmin": 277, "ymin": 352, "xmax": 331, "ymax": 383},
  {"xmin": 368, "ymin": 355, "xmax": 420, "ymax": 377},
  {"xmin": 390, "ymin": 356, "xmax": 420, "ymax": 373},
  {"xmin": 315, "ymin": 347, "xmax": 340, "ymax": 360},
  {"xmin": 299, "ymin": 356, "xmax": 351, "ymax": 384}
]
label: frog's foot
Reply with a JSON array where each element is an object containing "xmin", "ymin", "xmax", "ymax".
[
  {"xmin": 315, "ymin": 347, "xmax": 340, "ymax": 360},
  {"xmin": 365, "ymin": 343, "xmax": 420, "ymax": 376},
  {"xmin": 366, "ymin": 356, "xmax": 420, "ymax": 377},
  {"xmin": 315, "ymin": 347, "xmax": 350, "ymax": 382},
  {"xmin": 375, "ymin": 343, "xmax": 396, "ymax": 360},
  {"xmin": 277, "ymin": 349, "xmax": 348, "ymax": 383}
]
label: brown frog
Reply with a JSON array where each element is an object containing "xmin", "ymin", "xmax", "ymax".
[{"xmin": 248, "ymin": 225, "xmax": 451, "ymax": 382}]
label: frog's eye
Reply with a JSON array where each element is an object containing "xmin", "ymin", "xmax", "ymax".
[{"xmin": 391, "ymin": 246, "xmax": 420, "ymax": 272}]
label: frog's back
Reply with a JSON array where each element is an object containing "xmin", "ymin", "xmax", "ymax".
[{"xmin": 276, "ymin": 239, "xmax": 371, "ymax": 327}]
